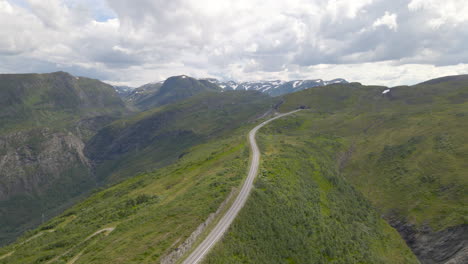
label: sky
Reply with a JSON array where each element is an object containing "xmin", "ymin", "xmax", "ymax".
[{"xmin": 1, "ymin": 0, "xmax": 468, "ymax": 87}]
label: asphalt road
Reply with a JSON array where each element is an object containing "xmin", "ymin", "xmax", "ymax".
[{"xmin": 182, "ymin": 110, "xmax": 301, "ymax": 264}]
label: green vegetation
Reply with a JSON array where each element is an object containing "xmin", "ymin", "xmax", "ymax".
[
  {"xmin": 0, "ymin": 131, "xmax": 251, "ymax": 264},
  {"xmin": 205, "ymin": 113, "xmax": 417, "ymax": 263},
  {"xmin": 278, "ymin": 78, "xmax": 468, "ymax": 231}
]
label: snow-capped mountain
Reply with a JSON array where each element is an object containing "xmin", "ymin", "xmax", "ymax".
[{"xmin": 202, "ymin": 78, "xmax": 348, "ymax": 96}]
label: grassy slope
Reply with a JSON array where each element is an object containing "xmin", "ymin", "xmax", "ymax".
[
  {"xmin": 205, "ymin": 112, "xmax": 417, "ymax": 264},
  {"xmin": 0, "ymin": 132, "xmax": 250, "ymax": 264},
  {"xmin": 278, "ymin": 79, "xmax": 468, "ymax": 231}
]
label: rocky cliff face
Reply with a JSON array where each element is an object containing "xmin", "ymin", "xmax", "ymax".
[
  {"xmin": 388, "ymin": 216, "xmax": 467, "ymax": 264},
  {"xmin": 0, "ymin": 128, "xmax": 90, "ymax": 200},
  {"xmin": 0, "ymin": 128, "xmax": 95, "ymax": 245}
]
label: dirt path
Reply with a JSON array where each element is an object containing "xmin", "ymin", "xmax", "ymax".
[{"xmin": 46, "ymin": 227, "xmax": 115, "ymax": 264}]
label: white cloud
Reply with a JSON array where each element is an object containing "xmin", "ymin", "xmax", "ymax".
[
  {"xmin": 326, "ymin": 0, "xmax": 373, "ymax": 20},
  {"xmin": 408, "ymin": 0, "xmax": 468, "ymax": 27},
  {"xmin": 0, "ymin": 0, "xmax": 13, "ymax": 13},
  {"xmin": 373, "ymin": 11, "xmax": 398, "ymax": 31},
  {"xmin": 0, "ymin": 0, "xmax": 46, "ymax": 55},
  {"xmin": 0, "ymin": 0, "xmax": 467, "ymax": 87}
]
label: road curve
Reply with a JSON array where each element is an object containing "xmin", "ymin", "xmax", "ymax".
[{"xmin": 182, "ymin": 110, "xmax": 301, "ymax": 264}]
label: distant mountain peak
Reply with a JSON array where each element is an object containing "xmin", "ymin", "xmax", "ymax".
[
  {"xmin": 203, "ymin": 77, "xmax": 348, "ymax": 96},
  {"xmin": 121, "ymin": 75, "xmax": 221, "ymax": 110}
]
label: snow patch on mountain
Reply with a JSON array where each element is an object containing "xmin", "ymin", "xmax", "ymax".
[{"xmin": 204, "ymin": 78, "xmax": 347, "ymax": 96}]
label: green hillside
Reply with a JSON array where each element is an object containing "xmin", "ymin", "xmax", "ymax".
[
  {"xmin": 0, "ymin": 71, "xmax": 126, "ymax": 136},
  {"xmin": 278, "ymin": 77, "xmax": 468, "ymax": 229},
  {"xmin": 276, "ymin": 76, "xmax": 468, "ymax": 262}
]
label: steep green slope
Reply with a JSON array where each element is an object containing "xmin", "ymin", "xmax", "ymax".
[
  {"xmin": 205, "ymin": 112, "xmax": 417, "ymax": 263},
  {"xmin": 0, "ymin": 72, "xmax": 128, "ymax": 245},
  {"xmin": 277, "ymin": 76, "xmax": 468, "ymax": 263}
]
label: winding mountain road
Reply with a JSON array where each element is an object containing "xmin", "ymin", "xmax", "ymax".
[{"xmin": 182, "ymin": 110, "xmax": 301, "ymax": 264}]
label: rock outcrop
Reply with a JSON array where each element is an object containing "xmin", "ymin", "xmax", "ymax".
[
  {"xmin": 0, "ymin": 128, "xmax": 91, "ymax": 201},
  {"xmin": 389, "ymin": 217, "xmax": 467, "ymax": 264}
]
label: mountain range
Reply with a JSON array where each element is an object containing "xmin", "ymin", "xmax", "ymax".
[{"xmin": 116, "ymin": 76, "xmax": 348, "ymax": 110}]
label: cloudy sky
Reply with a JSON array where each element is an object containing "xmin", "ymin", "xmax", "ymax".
[{"xmin": 1, "ymin": 0, "xmax": 468, "ymax": 86}]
